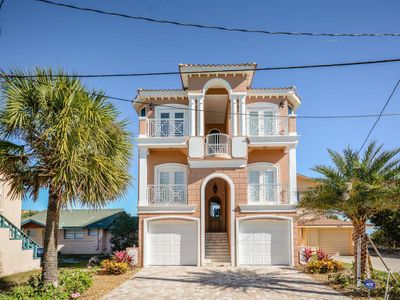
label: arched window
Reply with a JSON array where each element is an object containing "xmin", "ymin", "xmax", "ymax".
[{"xmin": 209, "ymin": 197, "xmax": 221, "ymax": 218}]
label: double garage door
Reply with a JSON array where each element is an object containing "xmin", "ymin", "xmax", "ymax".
[
  {"xmin": 238, "ymin": 219, "xmax": 291, "ymax": 265},
  {"xmin": 147, "ymin": 220, "xmax": 198, "ymax": 266}
]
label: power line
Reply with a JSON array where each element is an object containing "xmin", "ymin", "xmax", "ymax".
[
  {"xmin": 2, "ymin": 58, "xmax": 400, "ymax": 79},
  {"xmin": 4, "ymin": 76, "xmax": 400, "ymax": 120},
  {"xmin": 358, "ymin": 79, "xmax": 400, "ymax": 152},
  {"xmin": 34, "ymin": 0, "xmax": 400, "ymax": 38}
]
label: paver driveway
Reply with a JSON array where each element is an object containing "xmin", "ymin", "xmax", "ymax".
[{"xmin": 102, "ymin": 266, "xmax": 349, "ymax": 300}]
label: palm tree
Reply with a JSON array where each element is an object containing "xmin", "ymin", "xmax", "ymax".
[
  {"xmin": 0, "ymin": 68, "xmax": 132, "ymax": 286},
  {"xmin": 299, "ymin": 142, "xmax": 400, "ymax": 277}
]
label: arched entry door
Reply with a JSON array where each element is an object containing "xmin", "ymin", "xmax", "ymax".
[{"xmin": 207, "ymin": 196, "xmax": 225, "ymax": 232}]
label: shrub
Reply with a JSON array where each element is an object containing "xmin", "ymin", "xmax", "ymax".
[
  {"xmin": 3, "ymin": 270, "xmax": 93, "ymax": 300},
  {"xmin": 301, "ymin": 248, "xmax": 313, "ymax": 263},
  {"xmin": 316, "ymin": 249, "xmax": 331, "ymax": 261},
  {"xmin": 306, "ymin": 259, "xmax": 344, "ymax": 274},
  {"xmin": 113, "ymin": 250, "xmax": 132, "ymax": 263},
  {"xmin": 328, "ymin": 272, "xmax": 352, "ymax": 288},
  {"xmin": 100, "ymin": 259, "xmax": 129, "ymax": 274}
]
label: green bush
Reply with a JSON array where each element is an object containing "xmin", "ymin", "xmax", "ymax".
[
  {"xmin": 306, "ymin": 259, "xmax": 344, "ymax": 274},
  {"xmin": 3, "ymin": 269, "xmax": 93, "ymax": 299},
  {"xmin": 100, "ymin": 259, "xmax": 129, "ymax": 274},
  {"xmin": 328, "ymin": 272, "xmax": 352, "ymax": 288}
]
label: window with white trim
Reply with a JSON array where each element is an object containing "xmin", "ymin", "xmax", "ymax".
[
  {"xmin": 153, "ymin": 164, "xmax": 187, "ymax": 205},
  {"xmin": 64, "ymin": 228, "xmax": 84, "ymax": 239},
  {"xmin": 247, "ymin": 103, "xmax": 279, "ymax": 136},
  {"xmin": 248, "ymin": 163, "xmax": 279, "ymax": 203}
]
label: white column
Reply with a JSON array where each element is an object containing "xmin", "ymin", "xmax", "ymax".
[
  {"xmin": 230, "ymin": 96, "xmax": 238, "ymax": 136},
  {"xmin": 288, "ymin": 145, "xmax": 297, "ymax": 204},
  {"xmin": 139, "ymin": 147, "xmax": 148, "ymax": 205},
  {"xmin": 239, "ymin": 95, "xmax": 246, "ymax": 136},
  {"xmin": 197, "ymin": 95, "xmax": 205, "ymax": 136},
  {"xmin": 189, "ymin": 95, "xmax": 196, "ymax": 136}
]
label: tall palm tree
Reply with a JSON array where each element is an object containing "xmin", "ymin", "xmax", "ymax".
[
  {"xmin": 299, "ymin": 142, "xmax": 400, "ymax": 277},
  {"xmin": 0, "ymin": 68, "xmax": 132, "ymax": 286}
]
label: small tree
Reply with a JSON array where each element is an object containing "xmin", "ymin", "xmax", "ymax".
[
  {"xmin": 109, "ymin": 214, "xmax": 138, "ymax": 251},
  {"xmin": 299, "ymin": 142, "xmax": 400, "ymax": 277},
  {"xmin": 0, "ymin": 69, "xmax": 132, "ymax": 286}
]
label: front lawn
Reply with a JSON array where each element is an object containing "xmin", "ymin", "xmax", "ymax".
[{"xmin": 0, "ymin": 254, "xmax": 140, "ymax": 299}]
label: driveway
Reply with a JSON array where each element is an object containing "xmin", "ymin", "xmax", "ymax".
[{"xmin": 102, "ymin": 266, "xmax": 348, "ymax": 300}]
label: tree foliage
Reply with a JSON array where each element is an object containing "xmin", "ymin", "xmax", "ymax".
[
  {"xmin": 370, "ymin": 210, "xmax": 400, "ymax": 249},
  {"xmin": 0, "ymin": 68, "xmax": 132, "ymax": 285},
  {"xmin": 299, "ymin": 142, "xmax": 400, "ymax": 276},
  {"xmin": 109, "ymin": 213, "xmax": 138, "ymax": 251}
]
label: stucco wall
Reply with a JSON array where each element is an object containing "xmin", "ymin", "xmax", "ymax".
[
  {"xmin": 57, "ymin": 228, "xmax": 111, "ymax": 255},
  {"xmin": 0, "ymin": 180, "xmax": 22, "ymax": 227}
]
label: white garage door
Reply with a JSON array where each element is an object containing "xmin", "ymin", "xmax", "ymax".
[
  {"xmin": 238, "ymin": 219, "xmax": 291, "ymax": 265},
  {"xmin": 147, "ymin": 220, "xmax": 197, "ymax": 266}
]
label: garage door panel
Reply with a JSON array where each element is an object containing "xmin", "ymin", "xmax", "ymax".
[
  {"xmin": 239, "ymin": 219, "xmax": 290, "ymax": 266},
  {"xmin": 318, "ymin": 228, "xmax": 352, "ymax": 256},
  {"xmin": 147, "ymin": 220, "xmax": 197, "ymax": 266}
]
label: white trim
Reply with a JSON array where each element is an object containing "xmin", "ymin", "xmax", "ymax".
[
  {"xmin": 247, "ymin": 90, "xmax": 301, "ymax": 109},
  {"xmin": 247, "ymin": 162, "xmax": 280, "ymax": 204},
  {"xmin": 188, "ymin": 159, "xmax": 246, "ymax": 169},
  {"xmin": 299, "ymin": 225, "xmax": 354, "ymax": 228},
  {"xmin": 247, "ymin": 102, "xmax": 279, "ymax": 110},
  {"xmin": 200, "ymin": 173, "xmax": 235, "ymax": 266},
  {"xmin": 136, "ymin": 137, "xmax": 187, "ymax": 148},
  {"xmin": 239, "ymin": 204, "xmax": 297, "ymax": 213},
  {"xmin": 236, "ymin": 215, "xmax": 294, "ymax": 266},
  {"xmin": 155, "ymin": 104, "xmax": 188, "ymax": 119},
  {"xmin": 247, "ymin": 135, "xmax": 299, "ymax": 147},
  {"xmin": 138, "ymin": 205, "xmax": 196, "ymax": 214},
  {"xmin": 189, "ymin": 96, "xmax": 196, "ymax": 137},
  {"xmin": 143, "ymin": 216, "xmax": 200, "ymax": 267},
  {"xmin": 208, "ymin": 128, "xmax": 221, "ymax": 134},
  {"xmin": 288, "ymin": 146, "xmax": 297, "ymax": 204},
  {"xmin": 230, "ymin": 96, "xmax": 238, "ymax": 136},
  {"xmin": 138, "ymin": 147, "xmax": 148, "ymax": 205},
  {"xmin": 197, "ymin": 96, "xmax": 205, "ymax": 136},
  {"xmin": 239, "ymin": 95, "xmax": 247, "ymax": 135},
  {"xmin": 202, "ymin": 78, "xmax": 232, "ymax": 95}
]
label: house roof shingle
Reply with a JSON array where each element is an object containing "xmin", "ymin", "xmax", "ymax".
[{"xmin": 21, "ymin": 209, "xmax": 124, "ymax": 229}]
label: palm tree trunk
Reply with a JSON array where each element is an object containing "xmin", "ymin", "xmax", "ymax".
[
  {"xmin": 352, "ymin": 221, "xmax": 368, "ymax": 278},
  {"xmin": 41, "ymin": 186, "xmax": 61, "ymax": 286}
]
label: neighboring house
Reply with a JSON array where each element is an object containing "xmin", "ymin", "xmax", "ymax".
[
  {"xmin": 0, "ymin": 179, "xmax": 40, "ymax": 276},
  {"xmin": 298, "ymin": 217, "xmax": 354, "ymax": 255},
  {"xmin": 22, "ymin": 209, "xmax": 125, "ymax": 255},
  {"xmin": 296, "ymin": 173, "xmax": 354, "ymax": 256},
  {"xmin": 134, "ymin": 63, "xmax": 302, "ymax": 267}
]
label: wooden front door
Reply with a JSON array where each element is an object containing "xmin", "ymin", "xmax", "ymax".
[{"xmin": 206, "ymin": 196, "xmax": 225, "ymax": 232}]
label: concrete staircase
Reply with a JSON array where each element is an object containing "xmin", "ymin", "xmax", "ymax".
[{"xmin": 204, "ymin": 232, "xmax": 231, "ymax": 267}]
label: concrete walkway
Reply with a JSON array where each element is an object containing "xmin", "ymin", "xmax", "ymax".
[{"xmin": 102, "ymin": 266, "xmax": 349, "ymax": 300}]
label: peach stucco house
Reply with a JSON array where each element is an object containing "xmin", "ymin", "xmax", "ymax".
[
  {"xmin": 134, "ymin": 63, "xmax": 303, "ymax": 267},
  {"xmin": 0, "ymin": 179, "xmax": 40, "ymax": 276}
]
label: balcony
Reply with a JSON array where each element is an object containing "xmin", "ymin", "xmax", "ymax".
[
  {"xmin": 248, "ymin": 184, "xmax": 289, "ymax": 205},
  {"xmin": 247, "ymin": 116, "xmax": 288, "ymax": 136},
  {"xmin": 147, "ymin": 118, "xmax": 187, "ymax": 137},
  {"xmin": 147, "ymin": 184, "xmax": 187, "ymax": 206},
  {"xmin": 205, "ymin": 133, "xmax": 230, "ymax": 156}
]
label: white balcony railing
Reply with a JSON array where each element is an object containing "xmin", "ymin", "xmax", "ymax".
[
  {"xmin": 247, "ymin": 117, "xmax": 288, "ymax": 136},
  {"xmin": 248, "ymin": 184, "xmax": 289, "ymax": 204},
  {"xmin": 147, "ymin": 184, "xmax": 187, "ymax": 205},
  {"xmin": 148, "ymin": 119, "xmax": 187, "ymax": 137},
  {"xmin": 205, "ymin": 133, "xmax": 230, "ymax": 156}
]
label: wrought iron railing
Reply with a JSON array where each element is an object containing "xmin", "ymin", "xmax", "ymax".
[
  {"xmin": 148, "ymin": 119, "xmax": 187, "ymax": 137},
  {"xmin": 0, "ymin": 213, "xmax": 41, "ymax": 259},
  {"xmin": 247, "ymin": 117, "xmax": 288, "ymax": 136},
  {"xmin": 147, "ymin": 184, "xmax": 187, "ymax": 205},
  {"xmin": 205, "ymin": 133, "xmax": 230, "ymax": 156},
  {"xmin": 248, "ymin": 184, "xmax": 289, "ymax": 204}
]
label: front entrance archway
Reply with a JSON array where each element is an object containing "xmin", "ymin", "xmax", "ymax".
[{"xmin": 200, "ymin": 173, "xmax": 235, "ymax": 266}]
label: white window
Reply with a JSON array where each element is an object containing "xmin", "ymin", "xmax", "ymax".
[
  {"xmin": 247, "ymin": 103, "xmax": 279, "ymax": 136},
  {"xmin": 88, "ymin": 228, "xmax": 97, "ymax": 236},
  {"xmin": 248, "ymin": 163, "xmax": 279, "ymax": 204},
  {"xmin": 64, "ymin": 228, "xmax": 84, "ymax": 239},
  {"xmin": 153, "ymin": 163, "xmax": 187, "ymax": 205},
  {"xmin": 156, "ymin": 164, "xmax": 187, "ymax": 186}
]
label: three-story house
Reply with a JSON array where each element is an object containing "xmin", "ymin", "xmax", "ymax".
[{"xmin": 134, "ymin": 63, "xmax": 301, "ymax": 267}]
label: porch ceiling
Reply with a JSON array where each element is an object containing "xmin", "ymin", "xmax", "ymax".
[{"xmin": 205, "ymin": 95, "xmax": 228, "ymax": 124}]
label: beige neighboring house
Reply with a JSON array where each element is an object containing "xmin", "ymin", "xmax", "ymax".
[
  {"xmin": 134, "ymin": 63, "xmax": 303, "ymax": 267},
  {"xmin": 22, "ymin": 209, "xmax": 125, "ymax": 255},
  {"xmin": 0, "ymin": 180, "xmax": 40, "ymax": 276}
]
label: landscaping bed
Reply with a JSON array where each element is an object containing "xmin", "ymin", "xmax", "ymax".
[{"xmin": 0, "ymin": 252, "xmax": 140, "ymax": 300}]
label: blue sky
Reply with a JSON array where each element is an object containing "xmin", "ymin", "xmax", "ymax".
[{"xmin": 1, "ymin": 0, "xmax": 400, "ymax": 215}]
